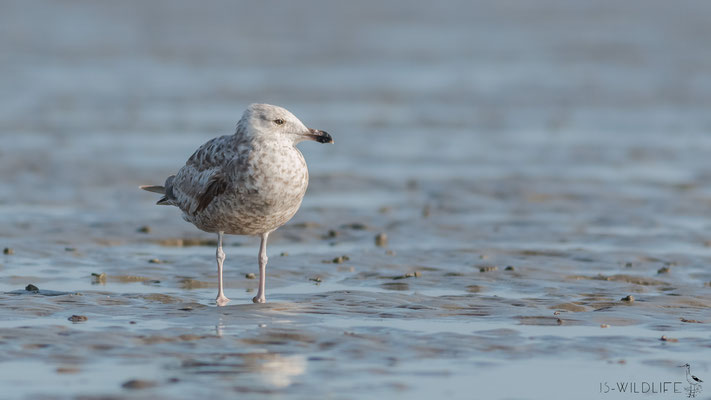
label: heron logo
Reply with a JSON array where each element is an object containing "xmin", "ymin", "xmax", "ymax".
[{"xmin": 680, "ymin": 363, "xmax": 703, "ymax": 398}]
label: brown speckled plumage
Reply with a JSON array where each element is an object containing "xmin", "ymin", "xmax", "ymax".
[
  {"xmin": 162, "ymin": 132, "xmax": 310, "ymax": 235},
  {"xmin": 141, "ymin": 103, "xmax": 333, "ymax": 305}
]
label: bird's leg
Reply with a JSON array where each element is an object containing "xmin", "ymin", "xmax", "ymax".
[
  {"xmin": 215, "ymin": 231, "xmax": 230, "ymax": 306},
  {"xmin": 253, "ymin": 231, "xmax": 269, "ymax": 304}
]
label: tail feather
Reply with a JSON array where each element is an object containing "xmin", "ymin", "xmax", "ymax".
[
  {"xmin": 139, "ymin": 185, "xmax": 165, "ymax": 194},
  {"xmin": 140, "ymin": 175, "xmax": 176, "ymax": 206}
]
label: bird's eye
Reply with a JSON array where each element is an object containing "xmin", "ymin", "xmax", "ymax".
[{"xmin": 274, "ymin": 119, "xmax": 285, "ymax": 125}]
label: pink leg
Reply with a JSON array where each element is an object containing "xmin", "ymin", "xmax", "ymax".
[
  {"xmin": 215, "ymin": 232, "xmax": 230, "ymax": 306},
  {"xmin": 252, "ymin": 232, "xmax": 269, "ymax": 303}
]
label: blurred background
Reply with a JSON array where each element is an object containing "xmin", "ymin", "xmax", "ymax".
[
  {"xmin": 3, "ymin": 0, "xmax": 711, "ymax": 211},
  {"xmin": 1, "ymin": 1, "xmax": 711, "ymax": 399}
]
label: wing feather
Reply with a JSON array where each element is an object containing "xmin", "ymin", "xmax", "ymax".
[
  {"xmin": 194, "ymin": 173, "xmax": 228, "ymax": 214},
  {"xmin": 169, "ymin": 135, "xmax": 245, "ymax": 216}
]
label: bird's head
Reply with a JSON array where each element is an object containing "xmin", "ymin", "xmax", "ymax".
[{"xmin": 237, "ymin": 103, "xmax": 333, "ymax": 145}]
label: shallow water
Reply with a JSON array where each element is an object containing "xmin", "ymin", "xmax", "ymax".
[{"xmin": 1, "ymin": 0, "xmax": 711, "ymax": 399}]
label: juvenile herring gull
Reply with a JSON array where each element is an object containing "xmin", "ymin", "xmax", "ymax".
[{"xmin": 140, "ymin": 104, "xmax": 333, "ymax": 306}]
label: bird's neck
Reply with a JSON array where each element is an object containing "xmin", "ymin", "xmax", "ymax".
[{"xmin": 251, "ymin": 135, "xmax": 295, "ymax": 151}]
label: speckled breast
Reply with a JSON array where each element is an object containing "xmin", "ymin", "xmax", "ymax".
[{"xmin": 186, "ymin": 146, "xmax": 309, "ymax": 235}]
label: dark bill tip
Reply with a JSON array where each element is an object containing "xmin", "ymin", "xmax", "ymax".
[{"xmin": 307, "ymin": 128, "xmax": 334, "ymax": 144}]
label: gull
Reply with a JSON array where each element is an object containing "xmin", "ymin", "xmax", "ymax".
[{"xmin": 140, "ymin": 104, "xmax": 333, "ymax": 305}]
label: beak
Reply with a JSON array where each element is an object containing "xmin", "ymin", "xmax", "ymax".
[{"xmin": 304, "ymin": 128, "xmax": 334, "ymax": 144}]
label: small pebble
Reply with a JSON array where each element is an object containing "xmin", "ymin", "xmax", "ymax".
[
  {"xmin": 621, "ymin": 295, "xmax": 635, "ymax": 302},
  {"xmin": 375, "ymin": 233, "xmax": 388, "ymax": 247},
  {"xmin": 25, "ymin": 284, "xmax": 39, "ymax": 292},
  {"xmin": 122, "ymin": 379, "xmax": 157, "ymax": 390},
  {"xmin": 422, "ymin": 204, "xmax": 431, "ymax": 218},
  {"xmin": 91, "ymin": 272, "xmax": 107, "ymax": 284},
  {"xmin": 64, "ymin": 247, "xmax": 76, "ymax": 252},
  {"xmin": 394, "ymin": 271, "xmax": 421, "ymax": 280},
  {"xmin": 137, "ymin": 225, "xmax": 151, "ymax": 233},
  {"xmin": 245, "ymin": 273, "xmax": 256, "ymax": 279},
  {"xmin": 56, "ymin": 367, "xmax": 80, "ymax": 374},
  {"xmin": 129, "ymin": 321, "xmax": 137, "ymax": 324},
  {"xmin": 280, "ymin": 252, "xmax": 289, "ymax": 256},
  {"xmin": 624, "ymin": 262, "xmax": 633, "ymax": 268},
  {"xmin": 148, "ymin": 258, "xmax": 162, "ymax": 264},
  {"xmin": 505, "ymin": 266, "xmax": 515, "ymax": 271},
  {"xmin": 466, "ymin": 285, "xmax": 482, "ymax": 293},
  {"xmin": 657, "ymin": 266, "xmax": 670, "ymax": 274},
  {"xmin": 3, "ymin": 247, "xmax": 13, "ymax": 255},
  {"xmin": 600, "ymin": 324, "xmax": 610, "ymax": 328},
  {"xmin": 479, "ymin": 266, "xmax": 498, "ymax": 273},
  {"xmin": 325, "ymin": 229, "xmax": 339, "ymax": 239},
  {"xmin": 332, "ymin": 255, "xmax": 350, "ymax": 264},
  {"xmin": 310, "ymin": 276, "xmax": 322, "ymax": 283},
  {"xmin": 343, "ymin": 222, "xmax": 367, "ymax": 230},
  {"xmin": 68, "ymin": 315, "xmax": 88, "ymax": 323},
  {"xmin": 660, "ymin": 335, "xmax": 678, "ymax": 342}
]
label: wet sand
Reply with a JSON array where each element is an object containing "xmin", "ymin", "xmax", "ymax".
[{"xmin": 1, "ymin": 1, "xmax": 711, "ymax": 399}]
